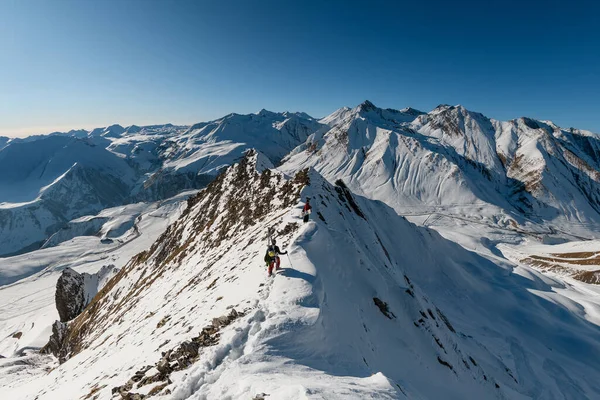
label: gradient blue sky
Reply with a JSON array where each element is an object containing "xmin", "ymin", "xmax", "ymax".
[{"xmin": 0, "ymin": 0, "xmax": 598, "ymax": 137}]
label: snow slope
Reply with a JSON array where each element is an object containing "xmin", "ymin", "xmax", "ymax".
[{"xmin": 4, "ymin": 155, "xmax": 600, "ymax": 399}]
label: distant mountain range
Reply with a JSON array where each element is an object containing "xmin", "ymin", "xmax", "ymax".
[{"xmin": 1, "ymin": 101, "xmax": 599, "ymax": 256}]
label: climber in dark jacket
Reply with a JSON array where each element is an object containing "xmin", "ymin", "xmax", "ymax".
[{"xmin": 264, "ymin": 239, "xmax": 287, "ymax": 276}]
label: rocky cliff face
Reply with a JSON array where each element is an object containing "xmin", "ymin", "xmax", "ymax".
[
  {"xmin": 55, "ymin": 268, "xmax": 85, "ymax": 323},
  {"xmin": 44, "ymin": 265, "xmax": 120, "ymax": 360},
  {"xmin": 42, "ymin": 321, "xmax": 67, "ymax": 359}
]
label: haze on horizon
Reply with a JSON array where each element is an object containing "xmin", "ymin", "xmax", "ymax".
[{"xmin": 1, "ymin": 0, "xmax": 598, "ymax": 138}]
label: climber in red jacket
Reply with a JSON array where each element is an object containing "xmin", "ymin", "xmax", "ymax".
[{"xmin": 302, "ymin": 197, "xmax": 312, "ymax": 223}]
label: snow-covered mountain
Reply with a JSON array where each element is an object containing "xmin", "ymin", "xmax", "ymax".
[
  {"xmin": 3, "ymin": 102, "xmax": 599, "ymax": 257},
  {"xmin": 0, "ymin": 190, "xmax": 189, "ymax": 359},
  {"xmin": 283, "ymin": 101, "xmax": 600, "ymax": 239},
  {"xmin": 3, "ymin": 153, "xmax": 600, "ymax": 399},
  {"xmin": 161, "ymin": 110, "xmax": 322, "ymax": 175},
  {"xmin": 0, "ymin": 111, "xmax": 319, "ymax": 256},
  {"xmin": 0, "ymin": 136, "xmax": 138, "ymax": 256}
]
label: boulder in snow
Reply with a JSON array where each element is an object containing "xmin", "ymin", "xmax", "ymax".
[{"xmin": 55, "ymin": 268, "xmax": 85, "ymax": 322}]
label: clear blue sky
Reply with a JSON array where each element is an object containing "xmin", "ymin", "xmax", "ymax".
[{"xmin": 0, "ymin": 0, "xmax": 598, "ymax": 136}]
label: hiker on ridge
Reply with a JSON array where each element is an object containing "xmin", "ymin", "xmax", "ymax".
[
  {"xmin": 302, "ymin": 197, "xmax": 312, "ymax": 223},
  {"xmin": 264, "ymin": 239, "xmax": 287, "ymax": 277}
]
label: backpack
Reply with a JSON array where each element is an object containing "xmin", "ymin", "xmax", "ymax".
[{"xmin": 264, "ymin": 247, "xmax": 276, "ymax": 263}]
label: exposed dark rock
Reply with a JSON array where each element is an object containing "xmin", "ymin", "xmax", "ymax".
[
  {"xmin": 40, "ymin": 321, "xmax": 67, "ymax": 358},
  {"xmin": 434, "ymin": 336, "xmax": 445, "ymax": 351},
  {"xmin": 437, "ymin": 356, "xmax": 453, "ymax": 370},
  {"xmin": 317, "ymin": 212, "xmax": 326, "ymax": 223},
  {"xmin": 374, "ymin": 233, "xmax": 390, "ymax": 262},
  {"xmin": 156, "ymin": 316, "xmax": 170, "ymax": 329},
  {"xmin": 436, "ymin": 307, "xmax": 456, "ymax": 333},
  {"xmin": 358, "ymin": 100, "xmax": 377, "ymax": 112},
  {"xmin": 334, "ymin": 180, "xmax": 366, "ymax": 220},
  {"xmin": 55, "ymin": 268, "xmax": 85, "ymax": 322},
  {"xmin": 373, "ymin": 297, "xmax": 396, "ymax": 319},
  {"xmin": 462, "ymin": 359, "xmax": 471, "ymax": 370},
  {"xmin": 113, "ymin": 309, "xmax": 243, "ymax": 398},
  {"xmin": 179, "ymin": 341, "xmax": 200, "ymax": 358},
  {"xmin": 278, "ymin": 222, "xmax": 300, "ymax": 237},
  {"xmin": 147, "ymin": 383, "xmax": 169, "ymax": 396},
  {"xmin": 522, "ymin": 117, "xmax": 540, "ymax": 130}
]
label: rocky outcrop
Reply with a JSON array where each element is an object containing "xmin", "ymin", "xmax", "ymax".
[
  {"xmin": 55, "ymin": 265, "xmax": 120, "ymax": 323},
  {"xmin": 40, "ymin": 321, "xmax": 68, "ymax": 359},
  {"xmin": 55, "ymin": 268, "xmax": 86, "ymax": 322},
  {"xmin": 43, "ymin": 265, "xmax": 121, "ymax": 360},
  {"xmin": 112, "ymin": 309, "xmax": 243, "ymax": 399}
]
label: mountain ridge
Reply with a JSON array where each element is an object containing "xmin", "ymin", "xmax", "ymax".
[
  {"xmin": 8, "ymin": 152, "xmax": 600, "ymax": 399},
  {"xmin": 3, "ymin": 101, "xmax": 600, "ymax": 256}
]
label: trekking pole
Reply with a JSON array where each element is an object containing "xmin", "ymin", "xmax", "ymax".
[{"xmin": 286, "ymin": 253, "xmax": 294, "ymax": 270}]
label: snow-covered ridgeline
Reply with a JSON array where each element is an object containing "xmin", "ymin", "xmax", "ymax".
[{"xmin": 5, "ymin": 153, "xmax": 600, "ymax": 399}]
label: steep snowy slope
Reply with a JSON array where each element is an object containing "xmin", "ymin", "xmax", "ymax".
[
  {"xmin": 283, "ymin": 101, "xmax": 600, "ymax": 239},
  {"xmin": 5, "ymin": 154, "xmax": 600, "ymax": 399}
]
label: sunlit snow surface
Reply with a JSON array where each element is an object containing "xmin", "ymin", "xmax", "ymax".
[{"xmin": 2, "ymin": 165, "xmax": 600, "ymax": 399}]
